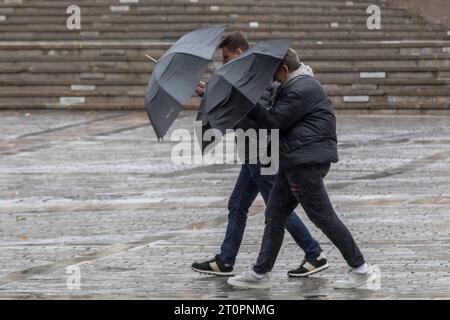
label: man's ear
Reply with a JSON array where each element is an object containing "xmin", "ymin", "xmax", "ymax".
[{"xmin": 235, "ymin": 48, "xmax": 243, "ymax": 55}]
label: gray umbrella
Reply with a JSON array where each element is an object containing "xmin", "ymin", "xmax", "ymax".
[
  {"xmin": 145, "ymin": 25, "xmax": 226, "ymax": 139},
  {"xmin": 196, "ymin": 39, "xmax": 291, "ymax": 150}
]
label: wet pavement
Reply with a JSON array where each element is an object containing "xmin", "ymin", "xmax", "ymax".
[{"xmin": 0, "ymin": 110, "xmax": 449, "ymax": 300}]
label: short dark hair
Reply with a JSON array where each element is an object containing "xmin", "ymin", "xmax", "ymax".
[
  {"xmin": 281, "ymin": 48, "xmax": 301, "ymax": 72},
  {"xmin": 219, "ymin": 32, "xmax": 250, "ymax": 52}
]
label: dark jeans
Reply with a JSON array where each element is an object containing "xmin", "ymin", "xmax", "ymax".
[
  {"xmin": 218, "ymin": 164, "xmax": 322, "ymax": 266},
  {"xmin": 253, "ymin": 163, "xmax": 365, "ymax": 274}
]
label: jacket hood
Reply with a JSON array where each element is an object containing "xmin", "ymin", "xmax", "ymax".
[{"xmin": 282, "ymin": 63, "xmax": 314, "ymax": 89}]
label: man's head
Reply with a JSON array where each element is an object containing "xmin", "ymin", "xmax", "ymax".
[
  {"xmin": 218, "ymin": 32, "xmax": 250, "ymax": 64},
  {"xmin": 274, "ymin": 48, "xmax": 301, "ymax": 83}
]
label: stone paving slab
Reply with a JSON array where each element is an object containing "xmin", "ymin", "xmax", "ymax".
[{"xmin": 0, "ymin": 110, "xmax": 449, "ymax": 299}]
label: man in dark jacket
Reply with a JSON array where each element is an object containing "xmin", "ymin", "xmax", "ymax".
[
  {"xmin": 228, "ymin": 48, "xmax": 380, "ymax": 289},
  {"xmin": 192, "ymin": 33, "xmax": 327, "ymax": 278}
]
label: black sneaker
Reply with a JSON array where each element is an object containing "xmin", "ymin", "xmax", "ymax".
[
  {"xmin": 191, "ymin": 255, "xmax": 235, "ymax": 276},
  {"xmin": 288, "ymin": 253, "xmax": 329, "ymax": 277}
]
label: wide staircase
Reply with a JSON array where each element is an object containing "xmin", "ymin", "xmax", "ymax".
[{"xmin": 1, "ymin": 0, "xmax": 449, "ymax": 114}]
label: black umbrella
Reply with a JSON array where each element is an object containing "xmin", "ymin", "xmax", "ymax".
[
  {"xmin": 196, "ymin": 39, "xmax": 291, "ymax": 151},
  {"xmin": 144, "ymin": 25, "xmax": 227, "ymax": 139}
]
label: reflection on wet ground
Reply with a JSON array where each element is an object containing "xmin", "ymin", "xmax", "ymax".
[{"xmin": 0, "ymin": 110, "xmax": 449, "ymax": 299}]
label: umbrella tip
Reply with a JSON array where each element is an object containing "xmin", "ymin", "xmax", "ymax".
[{"xmin": 145, "ymin": 55, "xmax": 158, "ymax": 63}]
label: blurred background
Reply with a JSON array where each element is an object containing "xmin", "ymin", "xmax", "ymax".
[{"xmin": 0, "ymin": 0, "xmax": 449, "ymax": 114}]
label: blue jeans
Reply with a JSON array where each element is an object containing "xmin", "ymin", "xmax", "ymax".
[{"xmin": 218, "ymin": 164, "xmax": 322, "ymax": 266}]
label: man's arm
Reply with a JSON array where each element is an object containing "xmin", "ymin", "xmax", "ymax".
[{"xmin": 248, "ymin": 90, "xmax": 306, "ymax": 130}]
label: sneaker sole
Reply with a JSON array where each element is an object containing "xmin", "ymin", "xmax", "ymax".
[
  {"xmin": 227, "ymin": 279, "xmax": 271, "ymax": 290},
  {"xmin": 192, "ymin": 267, "xmax": 235, "ymax": 277},
  {"xmin": 333, "ymin": 274, "xmax": 377, "ymax": 290},
  {"xmin": 288, "ymin": 263, "xmax": 329, "ymax": 278}
]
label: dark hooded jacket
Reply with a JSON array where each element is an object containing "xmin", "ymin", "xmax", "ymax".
[
  {"xmin": 232, "ymin": 81, "xmax": 278, "ymax": 164},
  {"xmin": 247, "ymin": 72, "xmax": 338, "ymax": 167}
]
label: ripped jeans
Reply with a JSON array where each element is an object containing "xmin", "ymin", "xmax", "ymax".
[{"xmin": 253, "ymin": 163, "xmax": 366, "ymax": 274}]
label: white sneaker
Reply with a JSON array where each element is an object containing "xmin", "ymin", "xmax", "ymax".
[
  {"xmin": 227, "ymin": 270, "xmax": 271, "ymax": 289},
  {"xmin": 334, "ymin": 265, "xmax": 381, "ymax": 290}
]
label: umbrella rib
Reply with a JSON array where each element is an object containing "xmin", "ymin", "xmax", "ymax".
[
  {"xmin": 160, "ymin": 50, "xmax": 213, "ymax": 64},
  {"xmin": 252, "ymin": 51, "xmax": 286, "ymax": 59}
]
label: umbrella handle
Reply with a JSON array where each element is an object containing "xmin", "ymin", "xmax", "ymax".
[{"xmin": 145, "ymin": 55, "xmax": 158, "ymax": 63}]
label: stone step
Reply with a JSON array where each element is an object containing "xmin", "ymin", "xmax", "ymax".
[
  {"xmin": 1, "ymin": 84, "xmax": 448, "ymax": 97},
  {"xmin": 2, "ymin": 23, "xmax": 444, "ymax": 33},
  {"xmin": 2, "ymin": 57, "xmax": 449, "ymax": 69},
  {"xmin": 0, "ymin": 10, "xmax": 427, "ymax": 21},
  {"xmin": 2, "ymin": 74, "xmax": 450, "ymax": 85},
  {"xmin": 1, "ymin": 47, "xmax": 449, "ymax": 61},
  {"xmin": 0, "ymin": 6, "xmax": 410, "ymax": 16},
  {"xmin": 3, "ymin": 63, "xmax": 449, "ymax": 74},
  {"xmin": 1, "ymin": 31, "xmax": 448, "ymax": 41},
  {"xmin": 2, "ymin": 41, "xmax": 448, "ymax": 50},
  {"xmin": 1, "ymin": 101, "xmax": 448, "ymax": 118},
  {"xmin": 1, "ymin": 94, "xmax": 448, "ymax": 112},
  {"xmin": 332, "ymin": 95, "xmax": 450, "ymax": 107},
  {"xmin": 0, "ymin": 0, "xmax": 392, "ymax": 9},
  {"xmin": 0, "ymin": 0, "xmax": 387, "ymax": 5},
  {"xmin": 2, "ymin": 48, "xmax": 449, "ymax": 59},
  {"xmin": 0, "ymin": 14, "xmax": 428, "ymax": 25},
  {"xmin": 2, "ymin": 68, "xmax": 449, "ymax": 82},
  {"xmin": 1, "ymin": 84, "xmax": 449, "ymax": 97},
  {"xmin": 0, "ymin": 17, "xmax": 414, "ymax": 29}
]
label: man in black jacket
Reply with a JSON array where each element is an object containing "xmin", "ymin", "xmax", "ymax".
[
  {"xmin": 192, "ymin": 34, "xmax": 327, "ymax": 278},
  {"xmin": 227, "ymin": 48, "xmax": 380, "ymax": 290}
]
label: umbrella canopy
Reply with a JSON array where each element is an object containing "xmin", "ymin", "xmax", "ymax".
[
  {"xmin": 198, "ymin": 39, "xmax": 291, "ymax": 137},
  {"xmin": 145, "ymin": 25, "xmax": 227, "ymax": 139}
]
